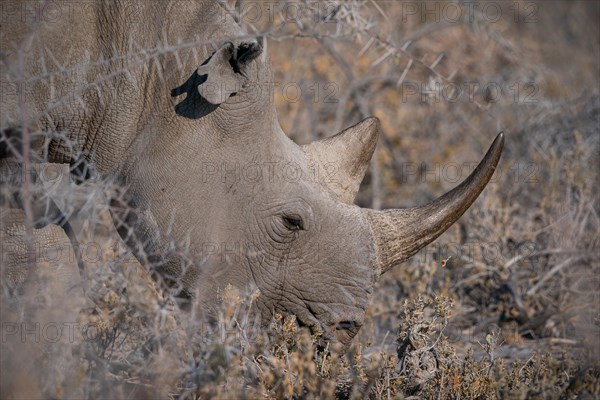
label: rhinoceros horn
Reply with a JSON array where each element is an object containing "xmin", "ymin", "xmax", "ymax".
[
  {"xmin": 302, "ymin": 118, "xmax": 380, "ymax": 204},
  {"xmin": 366, "ymin": 131, "xmax": 504, "ymax": 274},
  {"xmin": 305, "ymin": 118, "xmax": 503, "ymax": 275}
]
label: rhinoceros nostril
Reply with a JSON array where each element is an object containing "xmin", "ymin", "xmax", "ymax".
[{"xmin": 336, "ymin": 321, "xmax": 359, "ymax": 331}]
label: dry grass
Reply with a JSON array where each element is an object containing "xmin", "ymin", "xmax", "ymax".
[{"xmin": 1, "ymin": 1, "xmax": 599, "ymax": 398}]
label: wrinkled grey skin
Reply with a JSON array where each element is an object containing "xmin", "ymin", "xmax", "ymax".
[{"xmin": 0, "ymin": 0, "xmax": 503, "ymax": 345}]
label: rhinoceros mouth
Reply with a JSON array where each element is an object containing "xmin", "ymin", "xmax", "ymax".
[
  {"xmin": 294, "ymin": 317, "xmax": 362, "ymax": 349},
  {"xmin": 293, "ymin": 302, "xmax": 365, "ymax": 345}
]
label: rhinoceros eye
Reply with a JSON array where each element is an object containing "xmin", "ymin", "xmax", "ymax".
[{"xmin": 282, "ymin": 215, "xmax": 304, "ymax": 231}]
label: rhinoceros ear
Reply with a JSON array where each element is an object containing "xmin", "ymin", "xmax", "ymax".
[
  {"xmin": 195, "ymin": 41, "xmax": 262, "ymax": 105},
  {"xmin": 171, "ymin": 40, "xmax": 262, "ymax": 108},
  {"xmin": 303, "ymin": 117, "xmax": 380, "ymax": 204}
]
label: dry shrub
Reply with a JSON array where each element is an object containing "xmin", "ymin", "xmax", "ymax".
[
  {"xmin": 1, "ymin": 233, "xmax": 598, "ymax": 398},
  {"xmin": 2, "ymin": 1, "xmax": 599, "ymax": 398}
]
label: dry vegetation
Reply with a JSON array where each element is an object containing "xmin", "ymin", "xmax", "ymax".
[{"xmin": 1, "ymin": 1, "xmax": 599, "ymax": 398}]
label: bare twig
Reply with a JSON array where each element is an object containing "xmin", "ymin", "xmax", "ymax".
[{"xmin": 527, "ymin": 257, "xmax": 584, "ymax": 297}]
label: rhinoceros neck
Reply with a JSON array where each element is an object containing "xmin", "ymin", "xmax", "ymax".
[
  {"xmin": 79, "ymin": 1, "xmax": 257, "ymax": 176},
  {"xmin": 1, "ymin": 1, "xmax": 261, "ymax": 175}
]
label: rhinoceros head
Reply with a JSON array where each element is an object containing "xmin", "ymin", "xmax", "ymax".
[{"xmin": 116, "ymin": 34, "xmax": 504, "ymax": 346}]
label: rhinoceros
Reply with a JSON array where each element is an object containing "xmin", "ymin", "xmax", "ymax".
[{"xmin": 0, "ymin": 0, "xmax": 503, "ymax": 345}]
